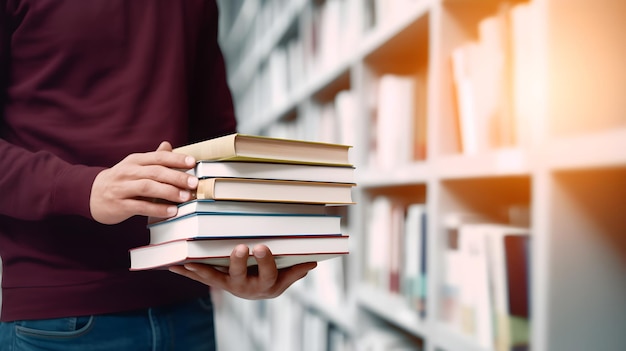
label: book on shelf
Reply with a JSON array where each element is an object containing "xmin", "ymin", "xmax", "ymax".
[
  {"xmin": 402, "ymin": 203, "xmax": 427, "ymax": 316},
  {"xmin": 306, "ymin": 256, "xmax": 347, "ymax": 308},
  {"xmin": 147, "ymin": 212, "xmax": 342, "ymax": 245},
  {"xmin": 458, "ymin": 223, "xmax": 495, "ymax": 349},
  {"xmin": 365, "ymin": 196, "xmax": 392, "ymax": 289},
  {"xmin": 147, "ymin": 199, "xmax": 328, "ymax": 225},
  {"xmin": 441, "ymin": 212, "xmax": 491, "ymax": 326},
  {"xmin": 388, "ymin": 203, "xmax": 405, "ymax": 294},
  {"xmin": 194, "ymin": 177, "xmax": 355, "ymax": 204},
  {"xmin": 375, "ymin": 74, "xmax": 416, "ymax": 169},
  {"xmin": 502, "ymin": 233, "xmax": 531, "ymax": 351},
  {"xmin": 191, "ymin": 160, "xmax": 355, "ymax": 184},
  {"xmin": 442, "ymin": 220, "xmax": 531, "ymax": 351},
  {"xmin": 334, "ymin": 89, "xmax": 358, "ymax": 146},
  {"xmin": 450, "ymin": 4, "xmax": 516, "ymax": 155},
  {"xmin": 173, "ymin": 132, "xmax": 352, "ymax": 166},
  {"xmin": 129, "ymin": 235, "xmax": 350, "ymax": 271}
]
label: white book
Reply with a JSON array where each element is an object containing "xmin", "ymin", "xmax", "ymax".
[
  {"xmin": 195, "ymin": 177, "xmax": 355, "ymax": 205},
  {"xmin": 334, "ymin": 89, "xmax": 357, "ymax": 146},
  {"xmin": 482, "ymin": 224, "xmax": 530, "ymax": 351},
  {"xmin": 366, "ymin": 196, "xmax": 392, "ymax": 288},
  {"xmin": 402, "ymin": 203, "xmax": 426, "ymax": 309},
  {"xmin": 148, "ymin": 212, "xmax": 342, "ymax": 245},
  {"xmin": 451, "ymin": 43, "xmax": 483, "ymax": 155},
  {"xmin": 147, "ymin": 199, "xmax": 328, "ymax": 225},
  {"xmin": 458, "ymin": 224, "xmax": 493, "ymax": 348},
  {"xmin": 190, "ymin": 161, "xmax": 355, "ymax": 184},
  {"xmin": 130, "ymin": 235, "xmax": 349, "ymax": 270},
  {"xmin": 376, "ymin": 75, "xmax": 415, "ymax": 169}
]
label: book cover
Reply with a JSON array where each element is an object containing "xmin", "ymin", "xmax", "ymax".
[
  {"xmin": 195, "ymin": 177, "xmax": 355, "ymax": 204},
  {"xmin": 147, "ymin": 199, "xmax": 328, "ymax": 225},
  {"xmin": 483, "ymin": 224, "xmax": 530, "ymax": 351},
  {"xmin": 129, "ymin": 235, "xmax": 350, "ymax": 270},
  {"xmin": 402, "ymin": 203, "xmax": 425, "ymax": 312},
  {"xmin": 147, "ymin": 212, "xmax": 342, "ymax": 245},
  {"xmin": 191, "ymin": 161, "xmax": 355, "ymax": 184},
  {"xmin": 173, "ymin": 133, "xmax": 352, "ymax": 166}
]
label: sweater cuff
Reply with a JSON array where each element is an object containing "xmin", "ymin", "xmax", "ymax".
[{"xmin": 51, "ymin": 165, "xmax": 106, "ymax": 219}]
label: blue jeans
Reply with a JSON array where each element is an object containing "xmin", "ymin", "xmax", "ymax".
[{"xmin": 0, "ymin": 296, "xmax": 216, "ymax": 351}]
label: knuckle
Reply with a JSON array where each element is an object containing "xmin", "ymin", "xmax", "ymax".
[{"xmin": 137, "ymin": 179, "xmax": 154, "ymax": 195}]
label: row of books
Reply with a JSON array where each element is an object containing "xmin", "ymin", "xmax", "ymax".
[
  {"xmin": 451, "ymin": 1, "xmax": 542, "ymax": 154},
  {"xmin": 441, "ymin": 213, "xmax": 531, "ymax": 351},
  {"xmin": 264, "ymin": 72, "xmax": 427, "ymax": 171},
  {"xmin": 265, "ymin": 88, "xmax": 358, "ymax": 150},
  {"xmin": 129, "ymin": 133, "xmax": 356, "ymax": 271},
  {"xmin": 364, "ymin": 198, "xmax": 428, "ymax": 317},
  {"xmin": 370, "ymin": 74, "xmax": 427, "ymax": 169},
  {"xmin": 233, "ymin": 0, "xmax": 429, "ymax": 133}
]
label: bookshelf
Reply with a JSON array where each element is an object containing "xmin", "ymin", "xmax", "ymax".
[{"xmin": 214, "ymin": 0, "xmax": 626, "ymax": 350}]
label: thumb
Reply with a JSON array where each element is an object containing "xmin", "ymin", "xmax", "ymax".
[{"xmin": 156, "ymin": 141, "xmax": 173, "ymax": 152}]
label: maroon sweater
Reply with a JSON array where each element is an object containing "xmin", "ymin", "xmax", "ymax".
[{"xmin": 0, "ymin": 0, "xmax": 237, "ymax": 321}]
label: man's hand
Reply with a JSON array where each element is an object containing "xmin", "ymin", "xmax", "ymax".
[
  {"xmin": 90, "ymin": 141, "xmax": 198, "ymax": 224},
  {"xmin": 169, "ymin": 244, "xmax": 317, "ymax": 299}
]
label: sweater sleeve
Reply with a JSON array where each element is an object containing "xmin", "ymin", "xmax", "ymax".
[
  {"xmin": 0, "ymin": 140, "xmax": 105, "ymax": 221},
  {"xmin": 0, "ymin": 4, "xmax": 104, "ymax": 221}
]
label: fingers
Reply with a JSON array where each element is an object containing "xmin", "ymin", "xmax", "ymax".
[
  {"xmin": 252, "ymin": 245, "xmax": 279, "ymax": 290},
  {"xmin": 127, "ymin": 167, "xmax": 198, "ymax": 201},
  {"xmin": 228, "ymin": 245, "xmax": 251, "ymax": 284},
  {"xmin": 166, "ymin": 245, "xmax": 319, "ymax": 300},
  {"xmin": 90, "ymin": 141, "xmax": 199, "ymax": 224},
  {"xmin": 126, "ymin": 150, "xmax": 195, "ymax": 170},
  {"xmin": 156, "ymin": 141, "xmax": 173, "ymax": 152}
]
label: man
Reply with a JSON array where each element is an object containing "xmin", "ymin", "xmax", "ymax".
[{"xmin": 0, "ymin": 1, "xmax": 315, "ymax": 349}]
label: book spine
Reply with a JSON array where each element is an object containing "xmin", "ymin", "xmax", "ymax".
[
  {"xmin": 174, "ymin": 133, "xmax": 237, "ymax": 160},
  {"xmin": 194, "ymin": 178, "xmax": 217, "ymax": 200}
]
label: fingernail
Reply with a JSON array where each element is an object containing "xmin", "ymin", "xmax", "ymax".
[
  {"xmin": 187, "ymin": 177, "xmax": 198, "ymax": 188},
  {"xmin": 253, "ymin": 247, "xmax": 266, "ymax": 258},
  {"xmin": 167, "ymin": 206, "xmax": 177, "ymax": 216},
  {"xmin": 184, "ymin": 264, "xmax": 197, "ymax": 272},
  {"xmin": 185, "ymin": 156, "xmax": 196, "ymax": 167},
  {"xmin": 235, "ymin": 246, "xmax": 248, "ymax": 258},
  {"xmin": 179, "ymin": 190, "xmax": 190, "ymax": 201}
]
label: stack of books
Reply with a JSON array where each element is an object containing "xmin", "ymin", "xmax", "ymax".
[{"xmin": 129, "ymin": 133, "xmax": 356, "ymax": 271}]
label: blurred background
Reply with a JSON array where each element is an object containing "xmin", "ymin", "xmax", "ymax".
[{"xmin": 213, "ymin": 0, "xmax": 626, "ymax": 350}]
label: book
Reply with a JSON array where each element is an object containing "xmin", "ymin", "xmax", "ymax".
[
  {"xmin": 458, "ymin": 224, "xmax": 494, "ymax": 348},
  {"xmin": 375, "ymin": 74, "xmax": 416, "ymax": 169},
  {"xmin": 504, "ymin": 234, "xmax": 531, "ymax": 349},
  {"xmin": 403, "ymin": 204, "xmax": 425, "ymax": 311},
  {"xmin": 482, "ymin": 224, "xmax": 530, "ymax": 351},
  {"xmin": 173, "ymin": 133, "xmax": 352, "ymax": 166},
  {"xmin": 194, "ymin": 177, "xmax": 355, "ymax": 204},
  {"xmin": 147, "ymin": 199, "xmax": 328, "ymax": 225},
  {"xmin": 129, "ymin": 235, "xmax": 350, "ymax": 270},
  {"xmin": 190, "ymin": 161, "xmax": 355, "ymax": 184},
  {"xmin": 148, "ymin": 212, "xmax": 342, "ymax": 245},
  {"xmin": 365, "ymin": 196, "xmax": 392, "ymax": 288}
]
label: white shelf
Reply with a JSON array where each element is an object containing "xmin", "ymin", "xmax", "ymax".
[
  {"xmin": 357, "ymin": 0, "xmax": 433, "ymax": 62},
  {"xmin": 356, "ymin": 283, "xmax": 430, "ymax": 338},
  {"xmin": 288, "ymin": 285, "xmax": 356, "ymax": 335},
  {"xmin": 435, "ymin": 148, "xmax": 532, "ymax": 180},
  {"xmin": 544, "ymin": 127, "xmax": 626, "ymax": 171},
  {"xmin": 431, "ymin": 322, "xmax": 490, "ymax": 351}
]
